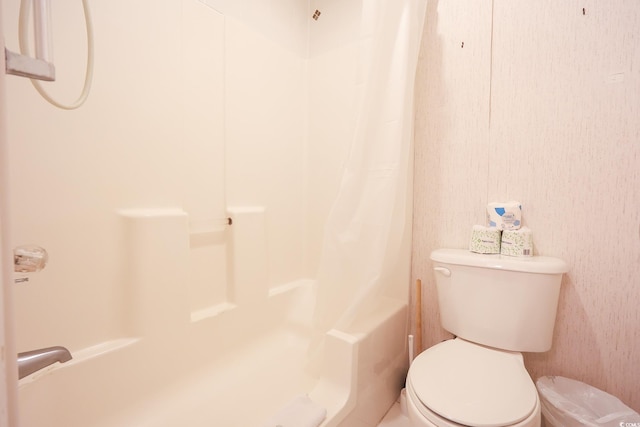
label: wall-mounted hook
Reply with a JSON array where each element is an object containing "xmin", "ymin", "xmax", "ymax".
[
  {"xmin": 14, "ymin": 245, "xmax": 48, "ymax": 273},
  {"xmin": 312, "ymin": 10, "xmax": 321, "ymax": 21},
  {"xmin": 14, "ymin": 245, "xmax": 48, "ymax": 284}
]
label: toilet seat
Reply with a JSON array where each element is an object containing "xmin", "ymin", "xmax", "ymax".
[{"xmin": 407, "ymin": 339, "xmax": 538, "ymax": 427}]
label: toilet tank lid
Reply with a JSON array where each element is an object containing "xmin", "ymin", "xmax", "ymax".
[{"xmin": 431, "ymin": 249, "xmax": 568, "ymax": 274}]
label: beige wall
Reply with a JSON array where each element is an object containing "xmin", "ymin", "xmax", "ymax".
[{"xmin": 412, "ymin": 0, "xmax": 640, "ymax": 411}]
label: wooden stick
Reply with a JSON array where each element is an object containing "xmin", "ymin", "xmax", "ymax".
[{"xmin": 416, "ymin": 279, "xmax": 422, "ymax": 355}]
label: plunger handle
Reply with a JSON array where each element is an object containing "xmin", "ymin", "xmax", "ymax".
[{"xmin": 416, "ymin": 279, "xmax": 422, "ymax": 356}]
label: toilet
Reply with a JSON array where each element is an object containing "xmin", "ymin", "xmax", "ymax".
[{"xmin": 406, "ymin": 248, "xmax": 568, "ymax": 427}]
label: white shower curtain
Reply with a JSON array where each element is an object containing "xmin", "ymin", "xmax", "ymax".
[{"xmin": 312, "ymin": 0, "xmax": 428, "ymax": 336}]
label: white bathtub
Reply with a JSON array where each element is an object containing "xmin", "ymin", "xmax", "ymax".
[
  {"xmin": 18, "ymin": 283, "xmax": 408, "ymax": 427},
  {"xmin": 17, "ymin": 208, "xmax": 409, "ymax": 427}
]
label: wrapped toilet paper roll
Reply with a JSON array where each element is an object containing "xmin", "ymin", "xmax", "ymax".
[
  {"xmin": 500, "ymin": 227, "xmax": 533, "ymax": 257},
  {"xmin": 469, "ymin": 225, "xmax": 501, "ymax": 254},
  {"xmin": 487, "ymin": 201, "xmax": 522, "ymax": 230}
]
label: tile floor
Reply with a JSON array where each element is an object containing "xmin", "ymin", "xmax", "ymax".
[{"xmin": 377, "ymin": 394, "xmax": 412, "ymax": 427}]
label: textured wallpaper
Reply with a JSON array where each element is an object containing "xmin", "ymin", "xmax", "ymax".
[{"xmin": 412, "ymin": 0, "xmax": 640, "ymax": 411}]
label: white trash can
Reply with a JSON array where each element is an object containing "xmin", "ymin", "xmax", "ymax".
[{"xmin": 536, "ymin": 376, "xmax": 640, "ymax": 427}]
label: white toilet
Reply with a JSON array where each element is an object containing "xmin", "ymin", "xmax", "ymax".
[{"xmin": 406, "ymin": 248, "xmax": 568, "ymax": 427}]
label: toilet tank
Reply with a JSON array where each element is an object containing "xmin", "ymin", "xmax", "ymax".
[{"xmin": 431, "ymin": 248, "xmax": 568, "ymax": 352}]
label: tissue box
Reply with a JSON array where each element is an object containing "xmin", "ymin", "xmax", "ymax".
[
  {"xmin": 500, "ymin": 227, "xmax": 533, "ymax": 257},
  {"xmin": 469, "ymin": 225, "xmax": 501, "ymax": 254},
  {"xmin": 487, "ymin": 201, "xmax": 522, "ymax": 230}
]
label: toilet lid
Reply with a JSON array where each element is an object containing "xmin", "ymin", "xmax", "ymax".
[{"xmin": 408, "ymin": 339, "xmax": 538, "ymax": 427}]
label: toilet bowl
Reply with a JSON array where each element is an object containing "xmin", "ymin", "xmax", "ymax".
[
  {"xmin": 407, "ymin": 249, "xmax": 568, "ymax": 427},
  {"xmin": 406, "ymin": 338, "xmax": 541, "ymax": 427}
]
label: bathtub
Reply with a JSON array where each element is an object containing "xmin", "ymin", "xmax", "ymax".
[
  {"xmin": 17, "ymin": 209, "xmax": 409, "ymax": 427},
  {"xmin": 18, "ymin": 286, "xmax": 408, "ymax": 427}
]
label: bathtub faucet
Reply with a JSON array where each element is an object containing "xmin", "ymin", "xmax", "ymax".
[{"xmin": 17, "ymin": 346, "xmax": 72, "ymax": 379}]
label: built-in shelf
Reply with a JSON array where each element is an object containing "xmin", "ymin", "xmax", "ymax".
[
  {"xmin": 268, "ymin": 278, "xmax": 314, "ymax": 297},
  {"xmin": 190, "ymin": 302, "xmax": 237, "ymax": 323}
]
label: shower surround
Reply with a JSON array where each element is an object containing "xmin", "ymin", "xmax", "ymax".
[
  {"xmin": 16, "ymin": 207, "xmax": 409, "ymax": 426},
  {"xmin": 2, "ymin": 0, "xmax": 424, "ymax": 425}
]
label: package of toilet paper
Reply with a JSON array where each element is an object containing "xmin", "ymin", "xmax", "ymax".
[
  {"xmin": 469, "ymin": 225, "xmax": 501, "ymax": 254},
  {"xmin": 487, "ymin": 201, "xmax": 522, "ymax": 230},
  {"xmin": 500, "ymin": 227, "xmax": 533, "ymax": 257}
]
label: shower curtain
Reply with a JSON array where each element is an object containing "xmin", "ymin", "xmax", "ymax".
[{"xmin": 312, "ymin": 0, "xmax": 428, "ymax": 336}]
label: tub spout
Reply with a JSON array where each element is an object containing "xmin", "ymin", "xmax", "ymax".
[{"xmin": 18, "ymin": 346, "xmax": 72, "ymax": 379}]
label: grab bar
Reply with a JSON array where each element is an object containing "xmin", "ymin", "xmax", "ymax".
[{"xmin": 18, "ymin": 346, "xmax": 72, "ymax": 379}]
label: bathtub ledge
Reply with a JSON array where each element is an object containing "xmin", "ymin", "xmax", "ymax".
[{"xmin": 18, "ymin": 337, "xmax": 140, "ymax": 386}]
